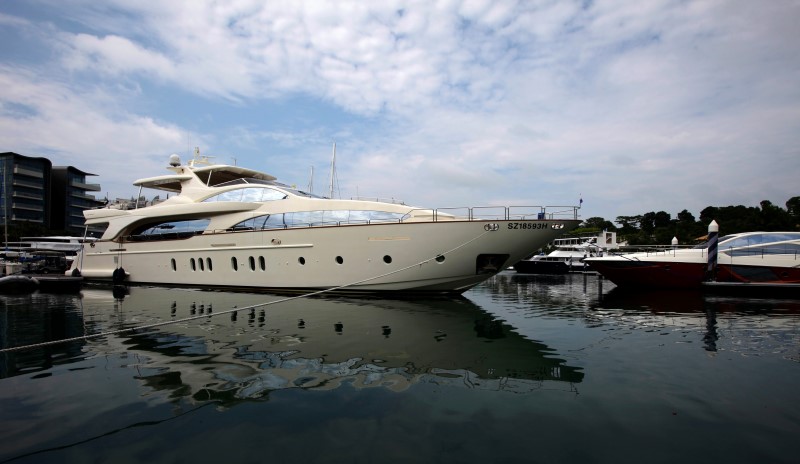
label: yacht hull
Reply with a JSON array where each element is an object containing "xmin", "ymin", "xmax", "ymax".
[
  {"xmin": 716, "ymin": 263, "xmax": 800, "ymax": 284},
  {"xmin": 587, "ymin": 254, "xmax": 800, "ymax": 289},
  {"xmin": 74, "ymin": 219, "xmax": 579, "ymax": 294},
  {"xmin": 585, "ymin": 260, "xmax": 707, "ymax": 289}
]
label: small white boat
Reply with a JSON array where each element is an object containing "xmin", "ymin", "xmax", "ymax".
[
  {"xmin": 514, "ymin": 231, "xmax": 622, "ymax": 274},
  {"xmin": 71, "ymin": 150, "xmax": 581, "ymax": 294}
]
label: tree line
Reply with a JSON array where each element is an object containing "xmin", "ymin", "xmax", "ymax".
[{"xmin": 575, "ymin": 196, "xmax": 800, "ymax": 246}]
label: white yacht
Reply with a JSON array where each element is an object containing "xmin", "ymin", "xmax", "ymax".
[
  {"xmin": 514, "ymin": 231, "xmax": 623, "ymax": 274},
  {"xmin": 5, "ymin": 236, "xmax": 95, "ymax": 257},
  {"xmin": 70, "ymin": 152, "xmax": 581, "ymax": 294},
  {"xmin": 2, "ymin": 236, "xmax": 95, "ymax": 274}
]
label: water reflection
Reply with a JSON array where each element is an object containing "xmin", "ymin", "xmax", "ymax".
[
  {"xmin": 479, "ymin": 272, "xmax": 606, "ymax": 311},
  {"xmin": 597, "ymin": 287, "xmax": 800, "ymax": 355},
  {"xmin": 475, "ymin": 272, "xmax": 800, "ymax": 359},
  {"xmin": 3, "ymin": 276, "xmax": 799, "ymax": 464},
  {"xmin": 1, "ymin": 285, "xmax": 584, "ymax": 402},
  {"xmin": 0, "ymin": 292, "xmax": 88, "ymax": 378}
]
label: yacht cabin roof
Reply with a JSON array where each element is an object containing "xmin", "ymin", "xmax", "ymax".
[{"xmin": 133, "ymin": 164, "xmax": 277, "ymax": 193}]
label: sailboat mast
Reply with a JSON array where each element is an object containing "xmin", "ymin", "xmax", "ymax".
[
  {"xmin": 329, "ymin": 142, "xmax": 336, "ymax": 199},
  {"xmin": 2, "ymin": 164, "xmax": 6, "ymax": 249}
]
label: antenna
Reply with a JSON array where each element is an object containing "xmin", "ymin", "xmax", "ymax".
[{"xmin": 308, "ymin": 166, "xmax": 314, "ymax": 193}]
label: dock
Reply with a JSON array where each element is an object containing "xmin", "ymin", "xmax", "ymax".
[{"xmin": 0, "ymin": 274, "xmax": 83, "ymax": 294}]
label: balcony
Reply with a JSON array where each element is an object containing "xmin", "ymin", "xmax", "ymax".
[
  {"xmin": 71, "ymin": 181, "xmax": 101, "ymax": 191},
  {"xmin": 13, "ymin": 166, "xmax": 44, "ymax": 178}
]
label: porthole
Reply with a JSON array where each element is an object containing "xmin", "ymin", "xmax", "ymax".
[
  {"xmin": 336, "ymin": 256, "xmax": 344, "ymax": 265},
  {"xmin": 231, "ymin": 257, "xmax": 238, "ymax": 271},
  {"xmin": 199, "ymin": 258, "xmax": 205, "ymax": 271},
  {"xmin": 171, "ymin": 258, "xmax": 177, "ymax": 271},
  {"xmin": 298, "ymin": 257, "xmax": 306, "ymax": 265},
  {"xmin": 190, "ymin": 258, "xmax": 196, "ymax": 271},
  {"xmin": 206, "ymin": 258, "xmax": 213, "ymax": 271},
  {"xmin": 259, "ymin": 256, "xmax": 266, "ymax": 271},
  {"xmin": 249, "ymin": 256, "xmax": 256, "ymax": 271},
  {"xmin": 383, "ymin": 255, "xmax": 392, "ymax": 264},
  {"xmin": 435, "ymin": 254, "xmax": 445, "ymax": 263}
]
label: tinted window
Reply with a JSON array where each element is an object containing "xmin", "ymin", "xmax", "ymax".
[
  {"xmin": 203, "ymin": 187, "xmax": 287, "ymax": 203},
  {"xmin": 131, "ymin": 219, "xmax": 210, "ymax": 239},
  {"xmin": 229, "ymin": 210, "xmax": 405, "ymax": 231}
]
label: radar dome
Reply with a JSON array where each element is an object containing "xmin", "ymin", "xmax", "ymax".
[{"xmin": 169, "ymin": 154, "xmax": 181, "ymax": 167}]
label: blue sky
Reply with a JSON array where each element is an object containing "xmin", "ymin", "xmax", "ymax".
[{"xmin": 1, "ymin": 0, "xmax": 798, "ymax": 228}]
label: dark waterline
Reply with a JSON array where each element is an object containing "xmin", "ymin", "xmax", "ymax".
[{"xmin": 1, "ymin": 273, "xmax": 798, "ymax": 463}]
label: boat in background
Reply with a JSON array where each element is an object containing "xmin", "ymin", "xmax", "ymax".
[
  {"xmin": 3, "ymin": 236, "xmax": 95, "ymax": 269},
  {"xmin": 584, "ymin": 231, "xmax": 800, "ymax": 289},
  {"xmin": 514, "ymin": 231, "xmax": 623, "ymax": 274},
  {"xmin": 70, "ymin": 149, "xmax": 581, "ymax": 294}
]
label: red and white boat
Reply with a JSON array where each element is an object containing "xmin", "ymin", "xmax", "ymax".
[{"xmin": 584, "ymin": 231, "xmax": 800, "ymax": 289}]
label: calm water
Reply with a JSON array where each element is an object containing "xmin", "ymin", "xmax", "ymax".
[{"xmin": 1, "ymin": 272, "xmax": 798, "ymax": 464}]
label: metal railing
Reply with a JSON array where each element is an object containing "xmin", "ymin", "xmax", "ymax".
[
  {"xmin": 606, "ymin": 245, "xmax": 800, "ymax": 261},
  {"xmin": 109, "ymin": 205, "xmax": 581, "ymax": 243},
  {"xmin": 405, "ymin": 205, "xmax": 580, "ymax": 222},
  {"xmin": 350, "ymin": 196, "xmax": 406, "ymax": 205}
]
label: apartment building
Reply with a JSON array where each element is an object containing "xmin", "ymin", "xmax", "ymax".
[{"xmin": 1, "ymin": 152, "xmax": 102, "ymax": 235}]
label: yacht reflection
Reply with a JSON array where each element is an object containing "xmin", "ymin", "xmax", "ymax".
[
  {"xmin": 0, "ymin": 293, "xmax": 88, "ymax": 378},
  {"xmin": 595, "ymin": 287, "xmax": 800, "ymax": 352},
  {"xmin": 478, "ymin": 271, "xmax": 606, "ymax": 310},
  {"xmin": 82, "ymin": 286, "xmax": 583, "ymax": 405},
  {"xmin": 598, "ymin": 287, "xmax": 800, "ymax": 314},
  {"xmin": 597, "ymin": 287, "xmax": 706, "ymax": 313}
]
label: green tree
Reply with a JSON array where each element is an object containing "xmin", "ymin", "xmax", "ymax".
[
  {"xmin": 760, "ymin": 200, "xmax": 793, "ymax": 230},
  {"xmin": 614, "ymin": 215, "xmax": 641, "ymax": 234},
  {"xmin": 677, "ymin": 209, "xmax": 695, "ymax": 223},
  {"xmin": 640, "ymin": 212, "xmax": 656, "ymax": 235},
  {"xmin": 787, "ymin": 196, "xmax": 800, "ymax": 220},
  {"xmin": 673, "ymin": 209, "xmax": 705, "ymax": 243},
  {"xmin": 581, "ymin": 217, "xmax": 616, "ymax": 231},
  {"xmin": 654, "ymin": 211, "xmax": 671, "ymax": 228}
]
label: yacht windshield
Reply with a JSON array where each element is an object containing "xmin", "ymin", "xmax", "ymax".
[
  {"xmin": 211, "ymin": 178, "xmax": 324, "ymax": 199},
  {"xmin": 203, "ymin": 187, "xmax": 287, "ymax": 202},
  {"xmin": 720, "ymin": 232, "xmax": 800, "ymax": 250}
]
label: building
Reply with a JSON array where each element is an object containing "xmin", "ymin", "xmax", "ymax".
[
  {"xmin": 51, "ymin": 166, "xmax": 102, "ymax": 233},
  {"xmin": 1, "ymin": 152, "xmax": 103, "ymax": 236}
]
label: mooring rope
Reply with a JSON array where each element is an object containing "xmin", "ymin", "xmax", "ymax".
[{"xmin": 0, "ymin": 229, "xmax": 492, "ymax": 353}]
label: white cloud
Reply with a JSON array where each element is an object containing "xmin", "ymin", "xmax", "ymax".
[
  {"xmin": 0, "ymin": 0, "xmax": 798, "ymax": 221},
  {"xmin": 64, "ymin": 33, "xmax": 176, "ymax": 78},
  {"xmin": 0, "ymin": 64, "xmax": 190, "ymax": 194}
]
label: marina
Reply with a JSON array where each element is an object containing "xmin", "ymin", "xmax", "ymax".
[
  {"xmin": 1, "ymin": 272, "xmax": 798, "ymax": 463},
  {"xmin": 1, "ymin": 3, "xmax": 798, "ymax": 462}
]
